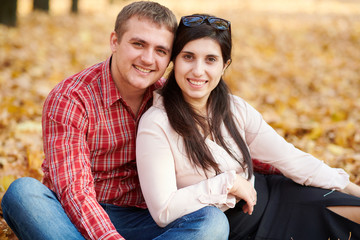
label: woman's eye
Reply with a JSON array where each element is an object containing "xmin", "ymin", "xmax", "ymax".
[
  {"xmin": 183, "ymin": 54, "xmax": 193, "ymax": 60},
  {"xmin": 207, "ymin": 57, "xmax": 217, "ymax": 62}
]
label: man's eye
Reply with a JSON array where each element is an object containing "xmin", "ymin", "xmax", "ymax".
[
  {"xmin": 157, "ymin": 49, "xmax": 167, "ymax": 56},
  {"xmin": 133, "ymin": 42, "xmax": 143, "ymax": 47}
]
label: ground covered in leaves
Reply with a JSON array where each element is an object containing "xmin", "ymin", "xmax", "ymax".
[{"xmin": 1, "ymin": 0, "xmax": 360, "ymax": 239}]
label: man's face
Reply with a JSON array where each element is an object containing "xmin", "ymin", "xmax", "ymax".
[{"xmin": 110, "ymin": 16, "xmax": 174, "ymax": 96}]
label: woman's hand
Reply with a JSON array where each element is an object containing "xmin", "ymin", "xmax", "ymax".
[
  {"xmin": 229, "ymin": 174, "xmax": 257, "ymax": 215},
  {"xmin": 341, "ymin": 182, "xmax": 360, "ymax": 198}
]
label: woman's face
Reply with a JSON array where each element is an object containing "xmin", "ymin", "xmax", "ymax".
[{"xmin": 174, "ymin": 37, "xmax": 228, "ymax": 111}]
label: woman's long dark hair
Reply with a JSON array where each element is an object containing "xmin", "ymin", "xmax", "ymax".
[{"xmin": 162, "ymin": 15, "xmax": 253, "ymax": 179}]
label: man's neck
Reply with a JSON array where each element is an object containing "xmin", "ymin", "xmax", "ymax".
[{"xmin": 123, "ymin": 91, "xmax": 146, "ymax": 118}]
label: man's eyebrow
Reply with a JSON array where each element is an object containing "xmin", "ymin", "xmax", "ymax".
[{"xmin": 129, "ymin": 37, "xmax": 146, "ymax": 44}]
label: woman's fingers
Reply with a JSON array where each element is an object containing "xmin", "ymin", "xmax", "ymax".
[
  {"xmin": 244, "ymin": 184, "xmax": 257, "ymax": 215},
  {"xmin": 243, "ymin": 194, "xmax": 256, "ymax": 215},
  {"xmin": 229, "ymin": 174, "xmax": 257, "ymax": 215}
]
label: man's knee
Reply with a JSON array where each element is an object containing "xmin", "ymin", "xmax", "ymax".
[
  {"xmin": 2, "ymin": 177, "xmax": 45, "ymax": 210},
  {"xmin": 4, "ymin": 177, "xmax": 41, "ymax": 196}
]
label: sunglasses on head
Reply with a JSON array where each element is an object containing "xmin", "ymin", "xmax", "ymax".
[{"xmin": 181, "ymin": 15, "xmax": 231, "ymax": 31}]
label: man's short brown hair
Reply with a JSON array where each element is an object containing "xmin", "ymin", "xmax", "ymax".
[{"xmin": 114, "ymin": 1, "xmax": 177, "ymax": 41}]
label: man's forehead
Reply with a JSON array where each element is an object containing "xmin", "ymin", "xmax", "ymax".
[
  {"xmin": 125, "ymin": 15, "xmax": 173, "ymax": 33},
  {"xmin": 123, "ymin": 18, "xmax": 174, "ymax": 47}
]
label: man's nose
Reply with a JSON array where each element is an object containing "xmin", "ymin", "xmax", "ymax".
[{"xmin": 140, "ymin": 49, "xmax": 155, "ymax": 65}]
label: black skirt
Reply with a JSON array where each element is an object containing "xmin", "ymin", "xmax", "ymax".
[{"xmin": 225, "ymin": 173, "xmax": 360, "ymax": 240}]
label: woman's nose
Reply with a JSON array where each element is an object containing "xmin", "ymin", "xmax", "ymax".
[{"xmin": 192, "ymin": 60, "xmax": 205, "ymax": 77}]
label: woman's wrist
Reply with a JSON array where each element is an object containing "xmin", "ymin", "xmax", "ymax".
[
  {"xmin": 341, "ymin": 182, "xmax": 360, "ymax": 198},
  {"xmin": 229, "ymin": 174, "xmax": 240, "ymax": 195}
]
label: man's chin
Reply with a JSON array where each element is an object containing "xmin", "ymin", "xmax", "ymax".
[{"xmin": 132, "ymin": 78, "xmax": 159, "ymax": 89}]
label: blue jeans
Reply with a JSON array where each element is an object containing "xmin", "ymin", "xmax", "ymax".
[{"xmin": 1, "ymin": 177, "xmax": 229, "ymax": 240}]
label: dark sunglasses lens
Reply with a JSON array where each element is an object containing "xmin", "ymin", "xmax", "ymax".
[
  {"xmin": 182, "ymin": 16, "xmax": 204, "ymax": 27},
  {"xmin": 208, "ymin": 18, "xmax": 229, "ymax": 30}
]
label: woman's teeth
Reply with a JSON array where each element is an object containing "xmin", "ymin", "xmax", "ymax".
[{"xmin": 189, "ymin": 79, "xmax": 206, "ymax": 86}]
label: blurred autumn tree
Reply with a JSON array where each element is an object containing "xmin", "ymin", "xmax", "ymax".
[
  {"xmin": 33, "ymin": 0, "xmax": 49, "ymax": 12},
  {"xmin": 33, "ymin": 0, "xmax": 80, "ymax": 13},
  {"xmin": 71, "ymin": 0, "xmax": 79, "ymax": 13},
  {"xmin": 0, "ymin": 0, "xmax": 18, "ymax": 26},
  {"xmin": 0, "ymin": 0, "xmax": 80, "ymax": 28}
]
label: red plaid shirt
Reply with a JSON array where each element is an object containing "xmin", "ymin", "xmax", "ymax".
[{"xmin": 41, "ymin": 57, "xmax": 161, "ymax": 240}]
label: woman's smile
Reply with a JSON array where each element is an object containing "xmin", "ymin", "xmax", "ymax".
[{"xmin": 187, "ymin": 78, "xmax": 208, "ymax": 87}]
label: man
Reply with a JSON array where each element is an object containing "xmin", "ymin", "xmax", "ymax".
[{"xmin": 1, "ymin": 1, "xmax": 228, "ymax": 239}]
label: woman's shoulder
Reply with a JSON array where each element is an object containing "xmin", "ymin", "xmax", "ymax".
[
  {"xmin": 229, "ymin": 94, "xmax": 245, "ymax": 105},
  {"xmin": 228, "ymin": 94, "xmax": 265, "ymax": 131},
  {"xmin": 140, "ymin": 91, "xmax": 169, "ymax": 125},
  {"xmin": 229, "ymin": 94, "xmax": 250, "ymax": 114}
]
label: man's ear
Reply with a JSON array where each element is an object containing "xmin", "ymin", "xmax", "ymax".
[{"xmin": 110, "ymin": 31, "xmax": 118, "ymax": 53}]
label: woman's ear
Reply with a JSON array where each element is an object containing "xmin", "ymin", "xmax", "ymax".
[{"xmin": 222, "ymin": 59, "xmax": 232, "ymax": 74}]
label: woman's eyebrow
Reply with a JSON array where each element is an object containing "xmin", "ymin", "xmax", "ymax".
[{"xmin": 180, "ymin": 50, "xmax": 194, "ymax": 54}]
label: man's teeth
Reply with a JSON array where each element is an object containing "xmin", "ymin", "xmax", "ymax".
[
  {"xmin": 135, "ymin": 66, "xmax": 151, "ymax": 73},
  {"xmin": 189, "ymin": 79, "xmax": 206, "ymax": 86}
]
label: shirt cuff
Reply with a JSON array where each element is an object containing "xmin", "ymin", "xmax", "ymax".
[
  {"xmin": 308, "ymin": 165, "xmax": 350, "ymax": 190},
  {"xmin": 327, "ymin": 168, "xmax": 350, "ymax": 190},
  {"xmin": 198, "ymin": 170, "xmax": 237, "ymax": 208},
  {"xmin": 99, "ymin": 230, "xmax": 125, "ymax": 240}
]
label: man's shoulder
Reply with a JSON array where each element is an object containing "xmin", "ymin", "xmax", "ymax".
[{"xmin": 49, "ymin": 61, "xmax": 105, "ymax": 98}]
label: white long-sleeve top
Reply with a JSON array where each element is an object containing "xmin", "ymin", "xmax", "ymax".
[{"xmin": 136, "ymin": 91, "xmax": 349, "ymax": 228}]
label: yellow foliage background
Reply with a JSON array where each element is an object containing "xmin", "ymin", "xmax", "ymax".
[{"xmin": 1, "ymin": 0, "xmax": 360, "ymax": 239}]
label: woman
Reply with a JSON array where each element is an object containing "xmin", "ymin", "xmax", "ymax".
[{"xmin": 136, "ymin": 14, "xmax": 360, "ymax": 239}]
